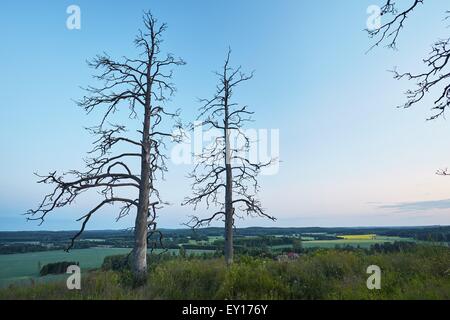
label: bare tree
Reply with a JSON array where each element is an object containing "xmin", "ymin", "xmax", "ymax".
[
  {"xmin": 26, "ymin": 11, "xmax": 185, "ymax": 285},
  {"xmin": 182, "ymin": 49, "xmax": 275, "ymax": 265}
]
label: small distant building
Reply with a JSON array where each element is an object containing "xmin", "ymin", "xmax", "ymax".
[
  {"xmin": 276, "ymin": 252, "xmax": 300, "ymax": 262},
  {"xmin": 287, "ymin": 252, "xmax": 300, "ymax": 260}
]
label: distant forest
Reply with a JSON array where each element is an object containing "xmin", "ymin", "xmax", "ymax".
[
  {"xmin": 0, "ymin": 225, "xmax": 449, "ymax": 255},
  {"xmin": 1, "ymin": 225, "xmax": 449, "ymax": 241}
]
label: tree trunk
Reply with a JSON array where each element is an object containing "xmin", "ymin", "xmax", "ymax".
[
  {"xmin": 132, "ymin": 70, "xmax": 153, "ymax": 286},
  {"xmin": 224, "ymin": 164, "xmax": 234, "ymax": 266},
  {"xmin": 224, "ymin": 84, "xmax": 234, "ymax": 266},
  {"xmin": 132, "ymin": 105, "xmax": 151, "ymax": 285}
]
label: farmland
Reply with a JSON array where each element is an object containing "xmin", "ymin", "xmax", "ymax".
[
  {"xmin": 0, "ymin": 247, "xmax": 215, "ymax": 288},
  {"xmin": 301, "ymin": 238, "xmax": 412, "ymax": 249},
  {"xmin": 337, "ymin": 234, "xmax": 376, "ymax": 240},
  {"xmin": 0, "ymin": 235, "xmax": 420, "ymax": 287},
  {"xmin": 1, "ymin": 245, "xmax": 449, "ymax": 300},
  {"xmin": 0, "ymin": 226, "xmax": 448, "ymax": 288},
  {"xmin": 299, "ymin": 235, "xmax": 417, "ymax": 249}
]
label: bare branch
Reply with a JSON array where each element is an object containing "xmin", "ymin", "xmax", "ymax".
[{"xmin": 366, "ymin": 0, "xmax": 424, "ymax": 51}]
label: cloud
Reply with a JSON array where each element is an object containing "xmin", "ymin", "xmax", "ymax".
[{"xmin": 378, "ymin": 199, "xmax": 450, "ymax": 212}]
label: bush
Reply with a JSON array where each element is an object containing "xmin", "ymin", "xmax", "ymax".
[
  {"xmin": 101, "ymin": 254, "xmax": 131, "ymax": 272},
  {"xmin": 147, "ymin": 259, "xmax": 225, "ymax": 299},
  {"xmin": 101, "ymin": 252, "xmax": 180, "ymax": 273},
  {"xmin": 216, "ymin": 258, "xmax": 288, "ymax": 299},
  {"xmin": 39, "ymin": 261, "xmax": 79, "ymax": 276}
]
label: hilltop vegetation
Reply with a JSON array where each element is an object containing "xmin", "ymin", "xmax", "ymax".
[
  {"xmin": 39, "ymin": 261, "xmax": 79, "ymax": 277},
  {"xmin": 1, "ymin": 245, "xmax": 449, "ymax": 300},
  {"xmin": 0, "ymin": 227, "xmax": 448, "ymax": 292}
]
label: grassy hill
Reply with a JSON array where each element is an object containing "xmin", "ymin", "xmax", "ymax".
[{"xmin": 1, "ymin": 245, "xmax": 449, "ymax": 300}]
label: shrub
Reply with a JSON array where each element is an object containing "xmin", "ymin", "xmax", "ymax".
[
  {"xmin": 101, "ymin": 254, "xmax": 131, "ymax": 272},
  {"xmin": 147, "ymin": 259, "xmax": 225, "ymax": 299},
  {"xmin": 39, "ymin": 261, "xmax": 79, "ymax": 276}
]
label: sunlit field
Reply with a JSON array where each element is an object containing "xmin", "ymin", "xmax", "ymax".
[{"xmin": 338, "ymin": 235, "xmax": 377, "ymax": 240}]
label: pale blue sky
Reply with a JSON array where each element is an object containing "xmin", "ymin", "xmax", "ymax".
[{"xmin": 1, "ymin": 0, "xmax": 450, "ymax": 231}]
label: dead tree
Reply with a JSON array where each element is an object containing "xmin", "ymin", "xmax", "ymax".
[
  {"xmin": 182, "ymin": 49, "xmax": 275, "ymax": 265},
  {"xmin": 26, "ymin": 12, "xmax": 184, "ymax": 285}
]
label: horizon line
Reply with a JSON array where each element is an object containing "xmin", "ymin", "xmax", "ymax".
[{"xmin": 0, "ymin": 224, "xmax": 448, "ymax": 233}]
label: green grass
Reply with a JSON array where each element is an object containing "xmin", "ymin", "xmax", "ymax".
[
  {"xmin": 0, "ymin": 247, "xmax": 215, "ymax": 288},
  {"xmin": 207, "ymin": 236, "xmax": 223, "ymax": 243},
  {"xmin": 302, "ymin": 239, "xmax": 404, "ymax": 249},
  {"xmin": 0, "ymin": 236, "xmax": 432, "ymax": 288},
  {"xmin": 375, "ymin": 236, "xmax": 415, "ymax": 241},
  {"xmin": 337, "ymin": 234, "xmax": 377, "ymax": 240},
  {"xmin": 0, "ymin": 248, "xmax": 132, "ymax": 287},
  {"xmin": 1, "ymin": 245, "xmax": 448, "ymax": 300},
  {"xmin": 268, "ymin": 236, "xmax": 418, "ymax": 251},
  {"xmin": 270, "ymin": 244, "xmax": 295, "ymax": 249}
]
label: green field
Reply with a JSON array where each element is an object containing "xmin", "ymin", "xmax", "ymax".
[
  {"xmin": 1, "ymin": 245, "xmax": 449, "ymax": 300},
  {"xmin": 0, "ymin": 247, "xmax": 215, "ymax": 288},
  {"xmin": 302, "ymin": 239, "xmax": 407, "ymax": 249},
  {"xmin": 270, "ymin": 236, "xmax": 417, "ymax": 250},
  {"xmin": 207, "ymin": 236, "xmax": 223, "ymax": 243},
  {"xmin": 0, "ymin": 235, "xmax": 435, "ymax": 288},
  {"xmin": 337, "ymin": 234, "xmax": 376, "ymax": 240}
]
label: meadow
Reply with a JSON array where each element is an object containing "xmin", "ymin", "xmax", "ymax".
[
  {"xmin": 0, "ymin": 228, "xmax": 447, "ymax": 290},
  {"xmin": 0, "ymin": 247, "xmax": 214, "ymax": 288},
  {"xmin": 337, "ymin": 234, "xmax": 376, "ymax": 240},
  {"xmin": 249, "ymin": 235, "xmax": 419, "ymax": 250},
  {"xmin": 1, "ymin": 245, "xmax": 449, "ymax": 300},
  {"xmin": 301, "ymin": 237, "xmax": 417, "ymax": 249},
  {"xmin": 0, "ymin": 234, "xmax": 426, "ymax": 287}
]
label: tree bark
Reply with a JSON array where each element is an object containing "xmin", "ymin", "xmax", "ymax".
[
  {"xmin": 224, "ymin": 163, "xmax": 234, "ymax": 266},
  {"xmin": 224, "ymin": 82, "xmax": 234, "ymax": 266},
  {"xmin": 132, "ymin": 67, "xmax": 153, "ymax": 285}
]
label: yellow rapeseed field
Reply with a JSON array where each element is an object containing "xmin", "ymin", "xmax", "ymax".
[{"xmin": 337, "ymin": 234, "xmax": 376, "ymax": 240}]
